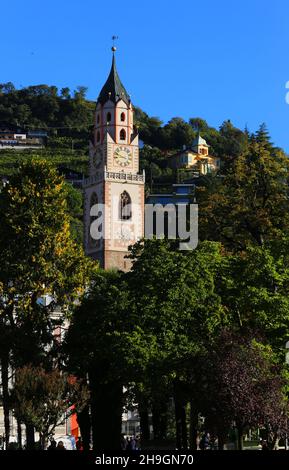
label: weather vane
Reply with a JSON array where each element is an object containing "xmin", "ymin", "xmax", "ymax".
[{"xmin": 112, "ymin": 35, "xmax": 118, "ymax": 52}]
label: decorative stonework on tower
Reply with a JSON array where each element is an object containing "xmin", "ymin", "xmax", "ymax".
[{"xmin": 83, "ymin": 48, "xmax": 145, "ymax": 271}]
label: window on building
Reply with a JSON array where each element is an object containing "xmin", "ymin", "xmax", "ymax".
[
  {"xmin": 106, "ymin": 112, "xmax": 112, "ymax": 123},
  {"xmin": 97, "ymin": 114, "xmax": 100, "ymax": 124},
  {"xmin": 120, "ymin": 129, "xmax": 126, "ymax": 140},
  {"xmin": 120, "ymin": 112, "xmax": 125, "ymax": 122},
  {"xmin": 120, "ymin": 191, "xmax": 132, "ymax": 220},
  {"xmin": 96, "ymin": 131, "xmax": 100, "ymax": 142}
]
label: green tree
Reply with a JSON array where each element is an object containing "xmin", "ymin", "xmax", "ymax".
[
  {"xmin": 0, "ymin": 82, "xmax": 16, "ymax": 94},
  {"xmin": 0, "ymin": 159, "xmax": 94, "ymax": 446},
  {"xmin": 65, "ymin": 270, "xmax": 141, "ymax": 450},
  {"xmin": 60, "ymin": 87, "xmax": 71, "ymax": 99},
  {"xmin": 66, "ymin": 241, "xmax": 224, "ymax": 450},
  {"xmin": 218, "ymin": 119, "xmax": 249, "ymax": 165},
  {"xmin": 74, "ymin": 86, "xmax": 88, "ymax": 101},
  {"xmin": 64, "ymin": 183, "xmax": 83, "ymax": 244},
  {"xmin": 134, "ymin": 107, "xmax": 163, "ymax": 146},
  {"xmin": 126, "ymin": 239, "xmax": 225, "ymax": 448},
  {"xmin": 255, "ymin": 123, "xmax": 273, "ymax": 151},
  {"xmin": 220, "ymin": 243, "xmax": 289, "ymax": 357},
  {"xmin": 11, "ymin": 365, "xmax": 89, "ymax": 449},
  {"xmin": 193, "ymin": 331, "xmax": 289, "ymax": 450},
  {"xmin": 189, "ymin": 117, "xmax": 209, "ymax": 132},
  {"xmin": 160, "ymin": 117, "xmax": 195, "ymax": 150},
  {"xmin": 198, "ymin": 141, "xmax": 289, "ymax": 249}
]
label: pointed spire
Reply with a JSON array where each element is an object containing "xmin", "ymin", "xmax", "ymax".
[{"xmin": 97, "ymin": 48, "xmax": 130, "ymax": 106}]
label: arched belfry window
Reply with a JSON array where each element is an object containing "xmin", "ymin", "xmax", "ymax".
[
  {"xmin": 120, "ymin": 112, "xmax": 125, "ymax": 122},
  {"xmin": 107, "ymin": 112, "xmax": 112, "ymax": 123},
  {"xmin": 96, "ymin": 131, "xmax": 100, "ymax": 142},
  {"xmin": 120, "ymin": 128, "xmax": 126, "ymax": 141},
  {"xmin": 120, "ymin": 191, "xmax": 132, "ymax": 220}
]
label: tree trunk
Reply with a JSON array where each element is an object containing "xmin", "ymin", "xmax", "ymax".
[
  {"xmin": 90, "ymin": 373, "xmax": 123, "ymax": 450},
  {"xmin": 17, "ymin": 419, "xmax": 22, "ymax": 450},
  {"xmin": 189, "ymin": 401, "xmax": 198, "ymax": 450},
  {"xmin": 218, "ymin": 433, "xmax": 225, "ymax": 450},
  {"xmin": 40, "ymin": 433, "xmax": 47, "ymax": 450},
  {"xmin": 77, "ymin": 405, "xmax": 91, "ymax": 451},
  {"xmin": 152, "ymin": 401, "xmax": 168, "ymax": 440},
  {"xmin": 174, "ymin": 381, "xmax": 187, "ymax": 449},
  {"xmin": 180, "ymin": 403, "xmax": 188, "ymax": 449},
  {"xmin": 139, "ymin": 408, "xmax": 150, "ymax": 441},
  {"xmin": 174, "ymin": 387, "xmax": 182, "ymax": 449},
  {"xmin": 1, "ymin": 352, "xmax": 10, "ymax": 449},
  {"xmin": 26, "ymin": 424, "xmax": 35, "ymax": 450},
  {"xmin": 268, "ymin": 432, "xmax": 279, "ymax": 450},
  {"xmin": 237, "ymin": 425, "xmax": 243, "ymax": 450}
]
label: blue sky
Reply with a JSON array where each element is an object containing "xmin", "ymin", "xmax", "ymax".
[{"xmin": 1, "ymin": 0, "xmax": 289, "ymax": 151}]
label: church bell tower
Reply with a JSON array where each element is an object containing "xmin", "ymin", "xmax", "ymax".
[{"xmin": 83, "ymin": 47, "xmax": 145, "ymax": 271}]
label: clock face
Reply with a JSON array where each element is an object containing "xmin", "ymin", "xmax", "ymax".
[
  {"xmin": 92, "ymin": 148, "xmax": 102, "ymax": 168},
  {"xmin": 114, "ymin": 146, "xmax": 132, "ymax": 167}
]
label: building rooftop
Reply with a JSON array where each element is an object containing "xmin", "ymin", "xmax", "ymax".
[{"xmin": 192, "ymin": 133, "xmax": 209, "ymax": 147}]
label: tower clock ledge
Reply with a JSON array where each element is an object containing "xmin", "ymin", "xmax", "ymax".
[
  {"xmin": 83, "ymin": 169, "xmax": 145, "ymax": 188},
  {"xmin": 105, "ymin": 169, "xmax": 145, "ymax": 183}
]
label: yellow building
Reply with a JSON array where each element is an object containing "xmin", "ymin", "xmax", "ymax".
[{"xmin": 169, "ymin": 134, "xmax": 220, "ymax": 175}]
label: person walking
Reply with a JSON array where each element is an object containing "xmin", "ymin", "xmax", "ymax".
[
  {"xmin": 199, "ymin": 432, "xmax": 210, "ymax": 450},
  {"xmin": 76, "ymin": 437, "xmax": 83, "ymax": 450},
  {"xmin": 120, "ymin": 434, "xmax": 127, "ymax": 450}
]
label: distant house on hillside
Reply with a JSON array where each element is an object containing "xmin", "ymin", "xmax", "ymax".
[
  {"xmin": 27, "ymin": 129, "xmax": 48, "ymax": 139},
  {"xmin": 0, "ymin": 128, "xmax": 47, "ymax": 148},
  {"xmin": 168, "ymin": 134, "xmax": 220, "ymax": 175}
]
